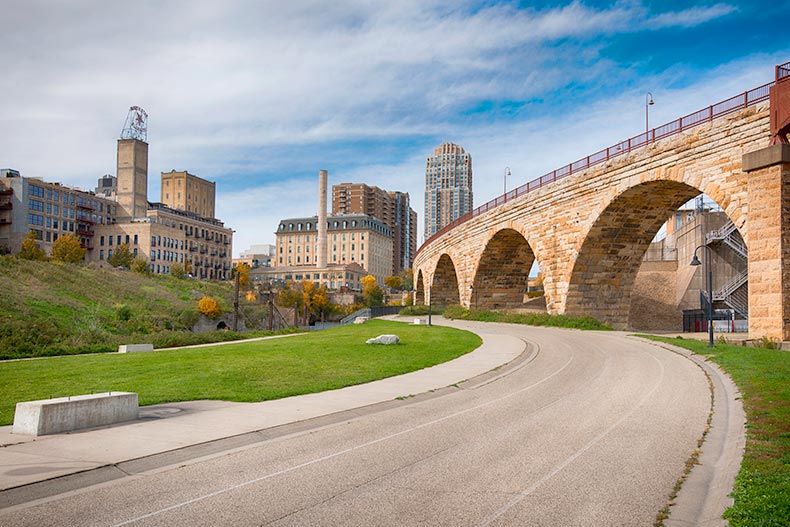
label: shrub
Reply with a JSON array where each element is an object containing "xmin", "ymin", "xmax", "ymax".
[
  {"xmin": 179, "ymin": 308, "xmax": 201, "ymax": 329},
  {"xmin": 131, "ymin": 257, "xmax": 150, "ymax": 275},
  {"xmin": 170, "ymin": 262, "xmax": 186, "ymax": 279},
  {"xmin": 116, "ymin": 304, "xmax": 133, "ymax": 321},
  {"xmin": 443, "ymin": 304, "xmax": 471, "ymax": 320},
  {"xmin": 197, "ymin": 296, "xmax": 222, "ymax": 319},
  {"xmin": 107, "ymin": 243, "xmax": 134, "ymax": 268},
  {"xmin": 399, "ymin": 305, "xmax": 446, "ymax": 316}
]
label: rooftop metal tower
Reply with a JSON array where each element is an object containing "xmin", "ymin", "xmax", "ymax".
[{"xmin": 120, "ymin": 106, "xmax": 148, "ymax": 142}]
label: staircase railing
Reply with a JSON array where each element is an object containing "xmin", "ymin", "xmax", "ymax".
[
  {"xmin": 340, "ymin": 308, "xmax": 371, "ymax": 325},
  {"xmin": 711, "ymin": 270, "xmax": 748, "ymax": 301},
  {"xmin": 705, "ymin": 220, "xmax": 748, "ymax": 259}
]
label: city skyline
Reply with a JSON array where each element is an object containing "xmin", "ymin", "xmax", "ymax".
[{"xmin": 1, "ymin": 1, "xmax": 786, "ymax": 256}]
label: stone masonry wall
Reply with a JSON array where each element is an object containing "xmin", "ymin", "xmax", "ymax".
[{"xmin": 416, "ymin": 106, "xmax": 771, "ymax": 331}]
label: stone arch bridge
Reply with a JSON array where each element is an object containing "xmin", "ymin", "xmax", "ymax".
[{"xmin": 414, "ymin": 63, "xmax": 790, "ymax": 339}]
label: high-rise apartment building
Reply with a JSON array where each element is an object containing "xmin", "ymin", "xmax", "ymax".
[
  {"xmin": 424, "ymin": 142, "xmax": 472, "ymax": 240},
  {"xmin": 332, "ymin": 182, "xmax": 417, "ymax": 274},
  {"xmin": 161, "ymin": 169, "xmax": 217, "ymax": 219}
]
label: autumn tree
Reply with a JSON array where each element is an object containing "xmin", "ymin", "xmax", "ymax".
[
  {"xmin": 51, "ymin": 234, "xmax": 86, "ymax": 263},
  {"xmin": 18, "ymin": 231, "xmax": 46, "ymax": 261},
  {"xmin": 107, "ymin": 243, "xmax": 134, "ymax": 268},
  {"xmin": 235, "ymin": 263, "xmax": 251, "ymax": 290},
  {"xmin": 312, "ymin": 284, "xmax": 330, "ymax": 322},
  {"xmin": 361, "ymin": 274, "xmax": 383, "ymax": 307},
  {"xmin": 131, "ymin": 257, "xmax": 150, "ymax": 275},
  {"xmin": 197, "ymin": 296, "xmax": 222, "ymax": 319},
  {"xmin": 278, "ymin": 280, "xmax": 332, "ymax": 325},
  {"xmin": 384, "ymin": 275, "xmax": 402, "ymax": 291}
]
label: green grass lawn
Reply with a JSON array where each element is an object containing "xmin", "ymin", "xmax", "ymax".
[
  {"xmin": 0, "ymin": 320, "xmax": 481, "ymax": 426},
  {"xmin": 641, "ymin": 336, "xmax": 790, "ymax": 527}
]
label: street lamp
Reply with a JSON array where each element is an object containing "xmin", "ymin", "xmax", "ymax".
[
  {"xmin": 690, "ymin": 245, "xmax": 714, "ymax": 348},
  {"xmin": 645, "ymin": 92, "xmax": 655, "ymax": 137},
  {"xmin": 504, "ymin": 167, "xmax": 511, "ymax": 199}
]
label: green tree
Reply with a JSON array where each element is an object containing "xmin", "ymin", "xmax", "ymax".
[
  {"xmin": 18, "ymin": 231, "xmax": 46, "ymax": 261},
  {"xmin": 399, "ymin": 268, "xmax": 414, "ymax": 291},
  {"xmin": 361, "ymin": 275, "xmax": 384, "ymax": 307},
  {"xmin": 107, "ymin": 243, "xmax": 134, "ymax": 268},
  {"xmin": 51, "ymin": 234, "xmax": 86, "ymax": 263}
]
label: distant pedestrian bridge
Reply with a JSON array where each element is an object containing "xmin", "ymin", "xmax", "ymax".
[{"xmin": 414, "ymin": 62, "xmax": 790, "ymax": 340}]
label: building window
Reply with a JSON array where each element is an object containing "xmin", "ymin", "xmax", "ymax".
[
  {"xmin": 133, "ymin": 234, "xmax": 138, "ymax": 245},
  {"xmin": 99, "ymin": 250, "xmax": 104, "ymax": 260}
]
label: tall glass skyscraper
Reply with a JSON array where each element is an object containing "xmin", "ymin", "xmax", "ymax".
[{"xmin": 424, "ymin": 142, "xmax": 473, "ymax": 240}]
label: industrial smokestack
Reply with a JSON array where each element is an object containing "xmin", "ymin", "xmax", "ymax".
[{"xmin": 317, "ymin": 170, "xmax": 328, "ymax": 268}]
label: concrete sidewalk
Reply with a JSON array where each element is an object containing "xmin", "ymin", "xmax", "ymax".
[{"xmin": 0, "ymin": 318, "xmax": 525, "ymax": 494}]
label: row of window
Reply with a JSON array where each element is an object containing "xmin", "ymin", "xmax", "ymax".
[
  {"xmin": 99, "ymin": 234, "xmax": 139, "ymax": 247},
  {"xmin": 278, "ymin": 219, "xmax": 390, "ymax": 235},
  {"xmin": 98, "ymin": 247, "xmax": 139, "ymax": 261},
  {"xmin": 29, "ymin": 200, "xmax": 102, "ymax": 222},
  {"xmin": 28, "ymin": 213, "xmax": 82, "ymax": 232},
  {"xmin": 28, "ymin": 185, "xmax": 112, "ymax": 214}
]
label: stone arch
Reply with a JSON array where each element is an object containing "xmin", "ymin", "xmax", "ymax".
[
  {"xmin": 565, "ymin": 180, "xmax": 705, "ymax": 329},
  {"xmin": 415, "ymin": 269, "xmax": 425, "ymax": 305},
  {"xmin": 472, "ymin": 228, "xmax": 536, "ymax": 309},
  {"xmin": 431, "ymin": 254, "xmax": 460, "ymax": 306}
]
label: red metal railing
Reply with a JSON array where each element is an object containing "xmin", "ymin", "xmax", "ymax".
[
  {"xmin": 778, "ymin": 61, "xmax": 790, "ymax": 81},
  {"xmin": 416, "ymin": 77, "xmax": 776, "ymax": 259}
]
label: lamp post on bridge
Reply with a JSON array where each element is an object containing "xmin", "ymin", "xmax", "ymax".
[
  {"xmin": 504, "ymin": 167, "xmax": 511, "ymax": 201},
  {"xmin": 645, "ymin": 92, "xmax": 655, "ymax": 137},
  {"xmin": 690, "ymin": 245, "xmax": 715, "ymax": 348}
]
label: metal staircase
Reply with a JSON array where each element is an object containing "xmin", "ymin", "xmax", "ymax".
[
  {"xmin": 706, "ymin": 270, "xmax": 749, "ymax": 318},
  {"xmin": 704, "ymin": 220, "xmax": 748, "ymax": 319},
  {"xmin": 706, "ymin": 221, "xmax": 747, "ymax": 259}
]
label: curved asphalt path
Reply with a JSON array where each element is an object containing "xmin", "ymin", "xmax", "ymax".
[{"xmin": 0, "ymin": 321, "xmax": 717, "ymax": 526}]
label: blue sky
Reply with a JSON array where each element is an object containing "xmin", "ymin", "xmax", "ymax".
[{"xmin": 1, "ymin": 1, "xmax": 787, "ymax": 256}]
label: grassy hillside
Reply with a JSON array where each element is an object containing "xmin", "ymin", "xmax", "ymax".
[
  {"xmin": 0, "ymin": 320, "xmax": 482, "ymax": 426},
  {"xmin": 0, "ymin": 257, "xmax": 270, "ymax": 359}
]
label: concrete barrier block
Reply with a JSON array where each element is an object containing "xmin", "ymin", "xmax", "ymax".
[
  {"xmin": 118, "ymin": 344, "xmax": 154, "ymax": 353},
  {"xmin": 12, "ymin": 392, "xmax": 139, "ymax": 436}
]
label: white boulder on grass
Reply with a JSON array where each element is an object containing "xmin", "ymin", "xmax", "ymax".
[
  {"xmin": 353, "ymin": 316, "xmax": 369, "ymax": 324},
  {"xmin": 366, "ymin": 334, "xmax": 400, "ymax": 345}
]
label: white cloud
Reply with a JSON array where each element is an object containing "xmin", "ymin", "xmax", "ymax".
[{"xmin": 0, "ymin": 0, "xmax": 770, "ymax": 256}]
